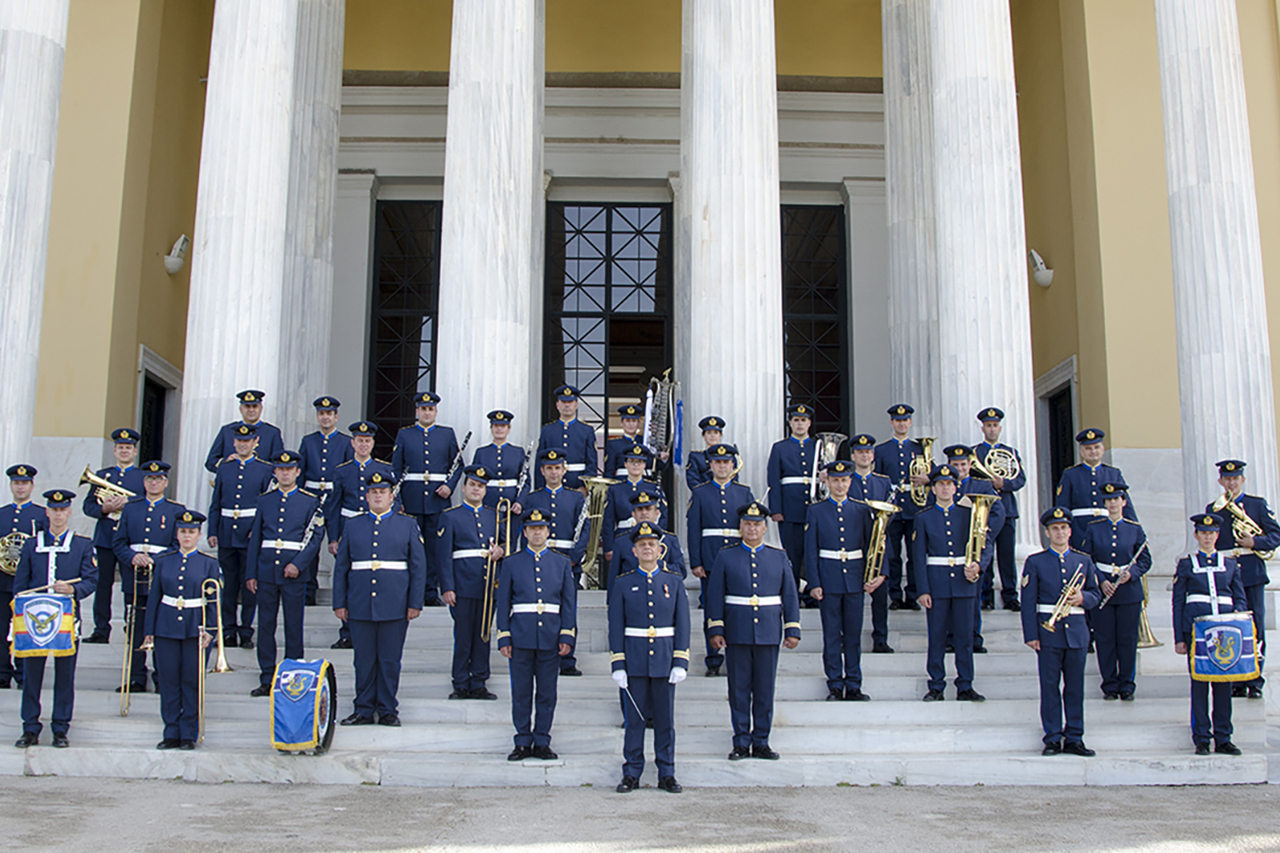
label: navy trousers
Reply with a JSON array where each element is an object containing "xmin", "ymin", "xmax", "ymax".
[
  {"xmin": 256, "ymin": 580, "xmax": 305, "ymax": 686},
  {"xmin": 926, "ymin": 596, "xmax": 975, "ymax": 692},
  {"xmin": 413, "ymin": 513, "xmax": 443, "ymax": 596},
  {"xmin": 218, "ymin": 547, "xmax": 256, "ymax": 642},
  {"xmin": 1093, "ymin": 601, "xmax": 1140, "ymax": 695},
  {"xmin": 154, "ymin": 635, "xmax": 200, "ymax": 742},
  {"xmin": 884, "ymin": 517, "xmax": 917, "ymax": 602},
  {"xmin": 622, "ymin": 675, "xmax": 675, "ymax": 779},
  {"xmin": 779, "ymin": 521, "xmax": 808, "ymax": 599},
  {"xmin": 91, "ymin": 546, "xmax": 118, "ymax": 638},
  {"xmin": 21, "ymin": 651, "xmax": 77, "ymax": 736},
  {"xmin": 869, "ymin": 580, "xmax": 888, "ymax": 645},
  {"xmin": 725, "ymin": 643, "xmax": 780, "ymax": 749},
  {"xmin": 349, "ymin": 618, "xmax": 409, "ymax": 718},
  {"xmin": 508, "ymin": 647, "xmax": 560, "ymax": 747},
  {"xmin": 0, "ymin": 591, "xmax": 19, "ymax": 684},
  {"xmin": 1190, "ymin": 673, "xmax": 1234, "ymax": 747},
  {"xmin": 1037, "ymin": 645, "xmax": 1086, "ymax": 744},
  {"xmin": 449, "ymin": 596, "xmax": 491, "ymax": 690},
  {"xmin": 1245, "ymin": 583, "xmax": 1266, "ymax": 687},
  {"xmin": 819, "ymin": 592, "xmax": 864, "ymax": 691},
  {"xmin": 699, "ymin": 579, "xmax": 724, "ymax": 670},
  {"xmin": 121, "ymin": 587, "xmax": 152, "ymax": 686},
  {"xmin": 982, "ymin": 521, "xmax": 1018, "ymax": 607}
]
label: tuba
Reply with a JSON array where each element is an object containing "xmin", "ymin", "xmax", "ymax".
[
  {"xmin": 1041, "ymin": 568, "xmax": 1086, "ymax": 633},
  {"xmin": 0, "ymin": 531, "xmax": 30, "ymax": 575},
  {"xmin": 643, "ymin": 368, "xmax": 679, "ymax": 456},
  {"xmin": 963, "ymin": 493, "xmax": 1000, "ymax": 568},
  {"xmin": 859, "ymin": 499, "xmax": 901, "ymax": 583},
  {"xmin": 1210, "ymin": 492, "xmax": 1274, "ymax": 560},
  {"xmin": 909, "ymin": 437, "xmax": 937, "ymax": 507},
  {"xmin": 810, "ymin": 432, "xmax": 848, "ymax": 503},
  {"xmin": 577, "ymin": 476, "xmax": 619, "ymax": 589}
]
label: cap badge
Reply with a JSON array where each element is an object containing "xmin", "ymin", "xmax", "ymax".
[{"xmin": 477, "ymin": 468, "xmax": 486, "ymax": 478}]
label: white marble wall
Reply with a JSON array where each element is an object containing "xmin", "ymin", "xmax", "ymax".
[
  {"xmin": 0, "ymin": 1, "xmax": 69, "ymax": 468},
  {"xmin": 327, "ymin": 172, "xmax": 377, "ymax": 419}
]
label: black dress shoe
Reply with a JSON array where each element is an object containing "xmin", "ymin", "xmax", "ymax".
[
  {"xmin": 240, "ymin": 639, "xmax": 254, "ymax": 650},
  {"xmin": 728, "ymin": 745, "xmax": 750, "ymax": 761},
  {"xmin": 871, "ymin": 642, "xmax": 895, "ymax": 654},
  {"xmin": 705, "ymin": 666, "xmax": 721, "ymax": 677},
  {"xmin": 1041, "ymin": 741, "xmax": 1062, "ymax": 756},
  {"xmin": 83, "ymin": 633, "xmax": 109, "ymax": 644},
  {"xmin": 616, "ymin": 775, "xmax": 639, "ymax": 793},
  {"xmin": 888, "ymin": 600, "xmax": 904, "ymax": 611},
  {"xmin": 560, "ymin": 666, "xmax": 582, "ymax": 677},
  {"xmin": 330, "ymin": 638, "xmax": 352, "ymax": 650},
  {"xmin": 1063, "ymin": 741, "xmax": 1095, "ymax": 757},
  {"xmin": 1247, "ymin": 686, "xmax": 1264, "ymax": 699},
  {"xmin": 115, "ymin": 683, "xmax": 147, "ymax": 694},
  {"xmin": 646, "ymin": 719, "xmax": 655, "ymax": 729},
  {"xmin": 1087, "ymin": 640, "xmax": 1095, "ymax": 654},
  {"xmin": 1004, "ymin": 601, "xmax": 1021, "ymax": 613},
  {"xmin": 1195, "ymin": 742, "xmax": 1211, "ymax": 756},
  {"xmin": 305, "ymin": 595, "xmax": 318, "ymax": 607},
  {"xmin": 448, "ymin": 689, "xmax": 470, "ymax": 700},
  {"xmin": 1215, "ymin": 741, "xmax": 1243, "ymax": 756},
  {"xmin": 178, "ymin": 740, "xmax": 196, "ymax": 751},
  {"xmin": 377, "ymin": 713, "xmax": 401, "ymax": 727},
  {"xmin": 956, "ymin": 689, "xmax": 986, "ymax": 702},
  {"xmin": 52, "ymin": 734, "xmax": 69, "ymax": 749},
  {"xmin": 657, "ymin": 776, "xmax": 683, "ymax": 794},
  {"xmin": 826, "ymin": 689, "xmax": 844, "ymax": 701},
  {"xmin": 981, "ymin": 602, "xmax": 994, "ymax": 611},
  {"xmin": 340, "ymin": 713, "xmax": 374, "ymax": 726},
  {"xmin": 973, "ymin": 644, "xmax": 988, "ymax": 654},
  {"xmin": 222, "ymin": 634, "xmax": 239, "ymax": 648},
  {"xmin": 531, "ymin": 745, "xmax": 558, "ymax": 760},
  {"xmin": 14, "ymin": 732, "xmax": 37, "ymax": 748},
  {"xmin": 0, "ymin": 680, "xmax": 9, "ymax": 689},
  {"xmin": 1232, "ymin": 685, "xmax": 1248, "ymax": 698},
  {"xmin": 802, "ymin": 598, "xmax": 820, "ymax": 609},
  {"xmin": 1103, "ymin": 692, "xmax": 1119, "ymax": 701},
  {"xmin": 751, "ymin": 744, "xmax": 780, "ymax": 760},
  {"xmin": 1120, "ymin": 692, "xmax": 1135, "ymax": 702},
  {"xmin": 249, "ymin": 684, "xmax": 272, "ymax": 697},
  {"xmin": 156, "ymin": 739, "xmax": 180, "ymax": 750},
  {"xmin": 944, "ymin": 645, "xmax": 955, "ymax": 654},
  {"xmin": 906, "ymin": 599, "xmax": 922, "ymax": 611},
  {"xmin": 424, "ymin": 597, "xmax": 446, "ymax": 608},
  {"xmin": 507, "ymin": 745, "xmax": 532, "ymax": 761},
  {"xmin": 470, "ymin": 687, "xmax": 497, "ymax": 700},
  {"xmin": 844, "ymin": 689, "xmax": 870, "ymax": 702},
  {"xmin": 923, "ymin": 689, "xmax": 945, "ymax": 702}
]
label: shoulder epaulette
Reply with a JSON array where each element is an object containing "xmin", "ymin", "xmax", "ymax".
[
  {"xmin": 373, "ymin": 458, "xmax": 391, "ymax": 465},
  {"xmin": 717, "ymin": 542, "xmax": 738, "ymax": 552},
  {"xmin": 870, "ymin": 472, "xmax": 892, "ymax": 480},
  {"xmin": 660, "ymin": 565, "xmax": 682, "ymax": 575},
  {"xmin": 616, "ymin": 567, "xmax": 638, "ymax": 579},
  {"xmin": 1085, "ymin": 516, "xmax": 1108, "ymax": 526},
  {"xmin": 335, "ymin": 459, "xmax": 354, "ymax": 468},
  {"xmin": 764, "ymin": 543, "xmax": 786, "ymax": 552},
  {"xmin": 298, "ymin": 488, "xmax": 317, "ymax": 498},
  {"xmin": 398, "ymin": 424, "xmax": 415, "ymax": 431},
  {"xmin": 1069, "ymin": 547, "xmax": 1088, "ymax": 555}
]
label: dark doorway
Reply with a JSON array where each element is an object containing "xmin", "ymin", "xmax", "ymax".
[
  {"xmin": 1047, "ymin": 385, "xmax": 1075, "ymax": 491},
  {"xmin": 139, "ymin": 376, "xmax": 166, "ymax": 464}
]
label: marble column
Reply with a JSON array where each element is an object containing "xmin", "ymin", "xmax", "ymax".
[
  {"xmin": 435, "ymin": 0, "xmax": 545, "ymax": 453},
  {"xmin": 880, "ymin": 0, "xmax": 941, "ymax": 440},
  {"xmin": 0, "ymin": 1, "xmax": 69, "ymax": 468},
  {"xmin": 683, "ymin": 0, "xmax": 785, "ymax": 497},
  {"xmin": 928, "ymin": 0, "xmax": 1040, "ymax": 552},
  {"xmin": 1154, "ymin": 0, "xmax": 1279, "ymax": 512}
]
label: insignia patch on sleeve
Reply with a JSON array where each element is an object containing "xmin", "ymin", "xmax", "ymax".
[
  {"xmin": 1021, "ymin": 573, "xmax": 1030, "ymax": 588},
  {"xmin": 1056, "ymin": 485, "xmax": 1062, "ymax": 496},
  {"xmin": 436, "ymin": 528, "xmax": 444, "ymax": 536}
]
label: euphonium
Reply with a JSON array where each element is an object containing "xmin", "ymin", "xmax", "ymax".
[
  {"xmin": 1211, "ymin": 492, "xmax": 1274, "ymax": 560},
  {"xmin": 963, "ymin": 493, "xmax": 1000, "ymax": 568},
  {"xmin": 481, "ymin": 498, "xmax": 511, "ymax": 642},
  {"xmin": 859, "ymin": 499, "xmax": 901, "ymax": 583},
  {"xmin": 909, "ymin": 438, "xmax": 937, "ymax": 507},
  {"xmin": 1041, "ymin": 568, "xmax": 1085, "ymax": 633},
  {"xmin": 579, "ymin": 477, "xmax": 619, "ymax": 589},
  {"xmin": 810, "ymin": 432, "xmax": 848, "ymax": 503}
]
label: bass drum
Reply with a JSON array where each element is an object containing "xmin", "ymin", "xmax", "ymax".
[{"xmin": 315, "ymin": 663, "xmax": 337, "ymax": 754}]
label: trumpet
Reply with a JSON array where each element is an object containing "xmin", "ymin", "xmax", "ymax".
[
  {"xmin": 1041, "ymin": 568, "xmax": 1085, "ymax": 633},
  {"xmin": 858, "ymin": 499, "xmax": 901, "ymax": 583},
  {"xmin": 481, "ymin": 499, "xmax": 511, "ymax": 642},
  {"xmin": 963, "ymin": 493, "xmax": 1000, "ymax": 568},
  {"xmin": 1210, "ymin": 492, "xmax": 1274, "ymax": 560},
  {"xmin": 79, "ymin": 465, "xmax": 137, "ymax": 519},
  {"xmin": 909, "ymin": 438, "xmax": 936, "ymax": 507},
  {"xmin": 199, "ymin": 578, "xmax": 230, "ymax": 744}
]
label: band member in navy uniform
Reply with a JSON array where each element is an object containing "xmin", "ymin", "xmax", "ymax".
[
  {"xmin": 535, "ymin": 384, "xmax": 597, "ymax": 490},
  {"xmin": 706, "ymin": 501, "xmax": 801, "ymax": 760},
  {"xmin": 207, "ymin": 423, "xmax": 274, "ymax": 650},
  {"xmin": 1, "ymin": 464, "xmax": 45, "ymax": 687},
  {"xmin": 1207, "ymin": 458, "xmax": 1280, "ymax": 700},
  {"xmin": 246, "ymin": 451, "xmax": 324, "ymax": 697},
  {"xmin": 603, "ymin": 445, "xmax": 668, "ymax": 569},
  {"xmin": 1083, "ymin": 482, "xmax": 1151, "ymax": 700},
  {"xmin": 299, "ymin": 396, "xmax": 352, "ymax": 606},
  {"xmin": 972, "ymin": 408, "xmax": 1027, "ymax": 611},
  {"xmin": 875, "ymin": 404, "xmax": 927, "ymax": 610},
  {"xmin": 1054, "ymin": 428, "xmax": 1139, "ymax": 548},
  {"xmin": 610, "ymin": 522, "xmax": 690, "ymax": 794},
  {"xmin": 13, "ymin": 489, "xmax": 97, "ymax": 749},
  {"xmin": 937, "ymin": 445, "xmax": 1005, "ymax": 654},
  {"xmin": 768, "ymin": 403, "xmax": 819, "ymax": 607},
  {"xmin": 438, "ymin": 465, "xmax": 505, "ymax": 700},
  {"xmin": 520, "ymin": 450, "xmax": 588, "ymax": 676},
  {"xmin": 392, "ymin": 391, "xmax": 461, "ymax": 606},
  {"xmin": 913, "ymin": 464, "xmax": 989, "ymax": 703},
  {"xmin": 333, "ymin": 471, "xmax": 427, "ymax": 727},
  {"xmin": 471, "ymin": 410, "xmax": 525, "ymax": 510},
  {"xmin": 1022, "ymin": 506, "xmax": 1102, "ymax": 756},
  {"xmin": 838, "ymin": 433, "xmax": 896, "ymax": 653},
  {"xmin": 496, "ymin": 508, "xmax": 577, "ymax": 761},
  {"xmin": 204, "ymin": 390, "xmax": 285, "ymax": 473},
  {"xmin": 686, "ymin": 443, "xmax": 755, "ymax": 676},
  {"xmin": 143, "ymin": 510, "xmax": 219, "ymax": 750},
  {"xmin": 1173, "ymin": 513, "xmax": 1248, "ymax": 756},
  {"xmin": 82, "ymin": 427, "xmax": 145, "ymax": 644},
  {"xmin": 112, "ymin": 461, "xmax": 185, "ymax": 693},
  {"xmin": 686, "ymin": 416, "xmax": 728, "ymax": 490},
  {"xmin": 609, "ymin": 489, "xmax": 686, "ymax": 581},
  {"xmin": 806, "ymin": 461, "xmax": 877, "ymax": 701},
  {"xmin": 605, "ymin": 403, "xmax": 668, "ymax": 478}
]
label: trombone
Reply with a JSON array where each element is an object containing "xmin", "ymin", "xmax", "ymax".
[
  {"xmin": 481, "ymin": 499, "xmax": 511, "ymax": 642},
  {"xmin": 199, "ymin": 578, "xmax": 231, "ymax": 744},
  {"xmin": 120, "ymin": 564, "xmax": 153, "ymax": 716}
]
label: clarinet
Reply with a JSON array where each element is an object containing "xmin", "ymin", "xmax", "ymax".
[
  {"xmin": 443, "ymin": 430, "xmax": 473, "ymax": 484},
  {"xmin": 1097, "ymin": 540, "xmax": 1149, "ymax": 609},
  {"xmin": 572, "ymin": 495, "xmax": 590, "ymax": 543},
  {"xmin": 513, "ymin": 439, "xmax": 536, "ymax": 497},
  {"xmin": 296, "ymin": 506, "xmax": 326, "ymax": 554}
]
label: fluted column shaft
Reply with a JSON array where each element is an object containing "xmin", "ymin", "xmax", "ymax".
[
  {"xmin": 0, "ymin": 1, "xmax": 69, "ymax": 468},
  {"xmin": 929, "ymin": 0, "xmax": 1039, "ymax": 551},
  {"xmin": 683, "ymin": 0, "xmax": 786, "ymax": 496},
  {"xmin": 435, "ymin": 1, "xmax": 545, "ymax": 450},
  {"xmin": 1155, "ymin": 0, "xmax": 1278, "ymax": 511}
]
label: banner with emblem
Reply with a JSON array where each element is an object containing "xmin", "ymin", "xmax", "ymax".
[
  {"xmin": 270, "ymin": 658, "xmax": 337, "ymax": 752},
  {"xmin": 1191, "ymin": 613, "xmax": 1260, "ymax": 682},
  {"xmin": 11, "ymin": 593, "xmax": 77, "ymax": 658}
]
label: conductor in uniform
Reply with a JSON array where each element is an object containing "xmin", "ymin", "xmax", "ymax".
[
  {"xmin": 767, "ymin": 403, "xmax": 819, "ymax": 606},
  {"xmin": 143, "ymin": 510, "xmax": 220, "ymax": 750},
  {"xmin": 205, "ymin": 390, "xmax": 285, "ymax": 473},
  {"xmin": 705, "ymin": 501, "xmax": 801, "ymax": 761},
  {"xmin": 82, "ymin": 427, "xmax": 145, "ymax": 645},
  {"xmin": 1021, "ymin": 506, "xmax": 1101, "ymax": 756},
  {"xmin": 13, "ymin": 488, "xmax": 97, "ymax": 749},
  {"xmin": 535, "ymin": 384, "xmax": 597, "ymax": 490},
  {"xmin": 1, "ymin": 464, "xmax": 45, "ymax": 688},
  {"xmin": 333, "ymin": 471, "xmax": 427, "ymax": 727},
  {"xmin": 610, "ymin": 522, "xmax": 690, "ymax": 794},
  {"xmin": 495, "ymin": 508, "xmax": 577, "ymax": 761}
]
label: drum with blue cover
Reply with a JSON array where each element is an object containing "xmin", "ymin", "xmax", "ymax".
[
  {"xmin": 270, "ymin": 658, "xmax": 337, "ymax": 753},
  {"xmin": 1191, "ymin": 612, "xmax": 1260, "ymax": 683}
]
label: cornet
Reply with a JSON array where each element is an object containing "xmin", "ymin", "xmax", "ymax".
[{"xmin": 1041, "ymin": 569, "xmax": 1085, "ymax": 633}]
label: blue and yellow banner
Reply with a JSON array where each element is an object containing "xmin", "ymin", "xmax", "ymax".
[
  {"xmin": 11, "ymin": 593, "xmax": 76, "ymax": 658},
  {"xmin": 270, "ymin": 659, "xmax": 334, "ymax": 751},
  {"xmin": 1192, "ymin": 613, "xmax": 1260, "ymax": 683}
]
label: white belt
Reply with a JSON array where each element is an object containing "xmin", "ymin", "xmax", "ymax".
[
  {"xmin": 1219, "ymin": 547, "xmax": 1259, "ymax": 556},
  {"xmin": 511, "ymin": 602, "xmax": 560, "ymax": 614},
  {"xmin": 780, "ymin": 477, "xmax": 811, "ymax": 486},
  {"xmin": 616, "ymin": 519, "xmax": 637, "ymax": 530},
  {"xmin": 351, "ymin": 560, "xmax": 407, "ymax": 571},
  {"xmin": 1186, "ymin": 594, "xmax": 1234, "ymax": 606},
  {"xmin": 1095, "ymin": 563, "xmax": 1119, "ymax": 574},
  {"xmin": 625, "ymin": 626, "xmax": 675, "ymax": 638},
  {"xmin": 487, "ymin": 479, "xmax": 517, "ymax": 488},
  {"xmin": 819, "ymin": 549, "xmax": 864, "ymax": 561},
  {"xmin": 927, "ymin": 556, "xmax": 966, "ymax": 566},
  {"xmin": 1037, "ymin": 604, "xmax": 1084, "ymax": 615},
  {"xmin": 547, "ymin": 538, "xmax": 575, "ymax": 549},
  {"xmin": 401, "ymin": 473, "xmax": 448, "ymax": 482},
  {"xmin": 702, "ymin": 528, "xmax": 741, "ymax": 538},
  {"xmin": 614, "ymin": 468, "xmax": 629, "ymax": 477},
  {"xmin": 266, "ymin": 540, "xmax": 305, "ymax": 551},
  {"xmin": 304, "ymin": 481, "xmax": 333, "ymax": 490},
  {"xmin": 725, "ymin": 595, "xmax": 782, "ymax": 607},
  {"xmin": 1071, "ymin": 508, "xmax": 1107, "ymax": 517},
  {"xmin": 220, "ymin": 507, "xmax": 256, "ymax": 519},
  {"xmin": 565, "ymin": 463, "xmax": 586, "ymax": 472},
  {"xmin": 451, "ymin": 549, "xmax": 487, "ymax": 560},
  {"xmin": 161, "ymin": 595, "xmax": 206, "ymax": 610},
  {"xmin": 341, "ymin": 508, "xmax": 362, "ymax": 518},
  {"xmin": 131, "ymin": 543, "xmax": 168, "ymax": 554}
]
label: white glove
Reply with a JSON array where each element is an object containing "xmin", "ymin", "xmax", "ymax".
[
  {"xmin": 612, "ymin": 670, "xmax": 628, "ymax": 690},
  {"xmin": 668, "ymin": 667, "xmax": 687, "ymax": 685}
]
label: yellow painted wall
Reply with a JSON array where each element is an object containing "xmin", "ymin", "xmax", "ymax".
[
  {"xmin": 774, "ymin": 0, "xmax": 881, "ymax": 78},
  {"xmin": 546, "ymin": 0, "xmax": 680, "ymax": 73},
  {"xmin": 343, "ymin": 0, "xmax": 452, "ymax": 72}
]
